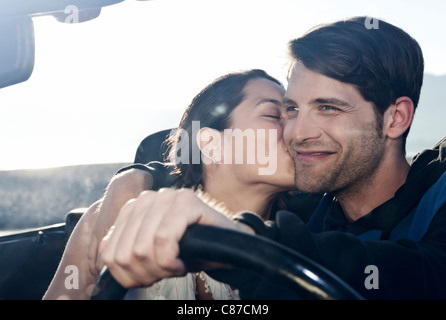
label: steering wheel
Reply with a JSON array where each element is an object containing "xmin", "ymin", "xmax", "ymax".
[{"xmin": 91, "ymin": 225, "xmax": 364, "ymax": 300}]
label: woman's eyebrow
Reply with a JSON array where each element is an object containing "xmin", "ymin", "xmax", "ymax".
[{"xmin": 255, "ymin": 98, "xmax": 282, "ymax": 107}]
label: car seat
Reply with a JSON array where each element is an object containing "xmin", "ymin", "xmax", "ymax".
[{"xmin": 133, "ymin": 128, "xmax": 174, "ymax": 164}]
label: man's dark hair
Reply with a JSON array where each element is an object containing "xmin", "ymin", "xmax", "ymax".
[{"xmin": 288, "ymin": 16, "xmax": 424, "ymax": 151}]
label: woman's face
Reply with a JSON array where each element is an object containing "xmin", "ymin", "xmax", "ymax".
[{"xmin": 218, "ymin": 78, "xmax": 295, "ymax": 189}]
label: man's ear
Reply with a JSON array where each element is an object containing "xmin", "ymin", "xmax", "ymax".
[
  {"xmin": 196, "ymin": 127, "xmax": 222, "ymax": 165},
  {"xmin": 384, "ymin": 97, "xmax": 414, "ymax": 139}
]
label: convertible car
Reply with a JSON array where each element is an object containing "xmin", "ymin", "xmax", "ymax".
[
  {"xmin": 0, "ymin": 192, "xmax": 360, "ymax": 300},
  {"xmin": 0, "ymin": 0, "xmax": 122, "ymax": 300},
  {"xmin": 0, "ymin": 125, "xmax": 343, "ymax": 300},
  {"xmin": 0, "ymin": 0, "xmax": 359, "ymax": 300},
  {"xmin": 7, "ymin": 0, "xmax": 441, "ymax": 302}
]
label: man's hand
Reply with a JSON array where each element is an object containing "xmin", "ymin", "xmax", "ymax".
[
  {"xmin": 99, "ymin": 188, "xmax": 253, "ymax": 288},
  {"xmin": 87, "ymin": 169, "xmax": 154, "ymax": 278}
]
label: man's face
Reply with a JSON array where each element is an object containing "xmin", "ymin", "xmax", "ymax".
[{"xmin": 283, "ymin": 62, "xmax": 386, "ymax": 195}]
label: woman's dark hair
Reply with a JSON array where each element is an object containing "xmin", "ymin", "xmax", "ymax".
[
  {"xmin": 288, "ymin": 16, "xmax": 424, "ymax": 152},
  {"xmin": 166, "ymin": 69, "xmax": 283, "ymax": 189}
]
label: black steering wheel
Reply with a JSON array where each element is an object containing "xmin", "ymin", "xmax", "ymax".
[{"xmin": 91, "ymin": 225, "xmax": 364, "ymax": 300}]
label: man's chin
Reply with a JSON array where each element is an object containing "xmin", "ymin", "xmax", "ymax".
[{"xmin": 295, "ymin": 181, "xmax": 324, "ymax": 194}]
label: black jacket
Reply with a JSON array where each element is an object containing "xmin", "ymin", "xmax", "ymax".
[
  {"xmin": 232, "ymin": 137, "xmax": 446, "ymax": 299},
  {"xmin": 123, "ymin": 137, "xmax": 446, "ymax": 299}
]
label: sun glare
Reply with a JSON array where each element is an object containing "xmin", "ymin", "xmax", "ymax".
[{"xmin": 0, "ymin": 0, "xmax": 445, "ymax": 170}]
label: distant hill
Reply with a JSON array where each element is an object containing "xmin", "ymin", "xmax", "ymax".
[{"xmin": 0, "ymin": 163, "xmax": 130, "ymax": 230}]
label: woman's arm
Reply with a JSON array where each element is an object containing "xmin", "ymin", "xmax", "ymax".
[
  {"xmin": 42, "ymin": 201, "xmax": 99, "ymax": 299},
  {"xmin": 43, "ymin": 168, "xmax": 154, "ymax": 299}
]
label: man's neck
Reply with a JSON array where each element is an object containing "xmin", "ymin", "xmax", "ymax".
[{"xmin": 336, "ymin": 154, "xmax": 411, "ymax": 222}]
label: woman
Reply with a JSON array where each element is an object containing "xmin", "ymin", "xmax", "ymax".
[{"xmin": 43, "ymin": 69, "xmax": 295, "ymax": 300}]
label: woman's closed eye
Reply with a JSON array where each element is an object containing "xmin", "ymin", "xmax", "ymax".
[{"xmin": 264, "ymin": 114, "xmax": 281, "ymax": 120}]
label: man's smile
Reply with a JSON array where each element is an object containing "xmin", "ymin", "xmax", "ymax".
[{"xmin": 293, "ymin": 149, "xmax": 337, "ymax": 163}]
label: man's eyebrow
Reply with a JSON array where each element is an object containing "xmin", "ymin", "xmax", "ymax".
[
  {"xmin": 255, "ymin": 98, "xmax": 282, "ymax": 107},
  {"xmin": 282, "ymin": 97, "xmax": 297, "ymax": 106},
  {"xmin": 281, "ymin": 97, "xmax": 353, "ymax": 109},
  {"xmin": 310, "ymin": 97, "xmax": 353, "ymax": 108}
]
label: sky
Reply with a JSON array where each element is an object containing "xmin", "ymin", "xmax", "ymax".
[{"xmin": 0, "ymin": 0, "xmax": 445, "ymax": 170}]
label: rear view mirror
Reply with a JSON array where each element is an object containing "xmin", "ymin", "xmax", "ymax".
[{"xmin": 0, "ymin": 16, "xmax": 34, "ymax": 89}]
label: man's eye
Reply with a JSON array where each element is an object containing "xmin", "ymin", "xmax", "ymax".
[
  {"xmin": 285, "ymin": 106, "xmax": 299, "ymax": 117},
  {"xmin": 320, "ymin": 105, "xmax": 340, "ymax": 112}
]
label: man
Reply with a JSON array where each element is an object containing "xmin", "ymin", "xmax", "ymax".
[{"xmin": 99, "ymin": 17, "xmax": 445, "ymax": 299}]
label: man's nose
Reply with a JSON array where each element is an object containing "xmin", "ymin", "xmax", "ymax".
[{"xmin": 284, "ymin": 111, "xmax": 320, "ymax": 145}]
